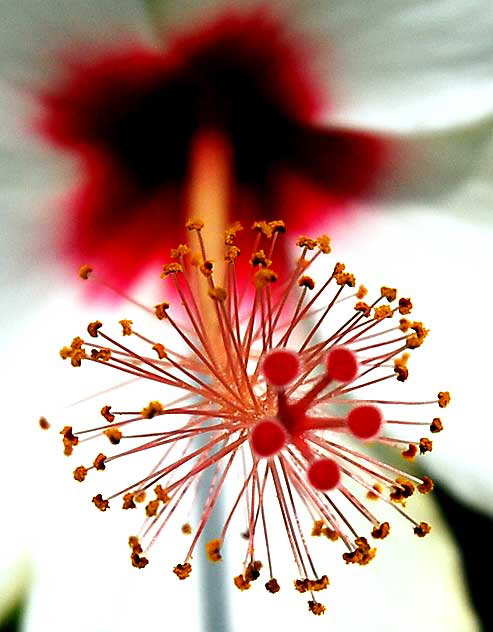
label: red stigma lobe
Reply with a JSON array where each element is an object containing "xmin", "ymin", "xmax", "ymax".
[
  {"xmin": 262, "ymin": 348, "xmax": 301, "ymax": 388},
  {"xmin": 251, "ymin": 418, "xmax": 287, "ymax": 457},
  {"xmin": 347, "ymin": 405, "xmax": 384, "ymax": 440}
]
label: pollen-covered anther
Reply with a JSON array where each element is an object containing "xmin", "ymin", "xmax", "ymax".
[
  {"xmin": 245, "ymin": 560, "xmax": 262, "ymax": 582},
  {"xmin": 87, "ymin": 321, "xmax": 102, "ymax": 338},
  {"xmin": 205, "ymin": 539, "xmax": 222, "ymax": 562},
  {"xmin": 154, "ymin": 484, "xmax": 171, "ymax": 503},
  {"xmin": 374, "ymin": 305, "xmax": 393, "ymax": 320},
  {"xmin": 419, "ymin": 438, "xmax": 433, "ymax": 454},
  {"xmin": 208, "ymin": 287, "xmax": 227, "ymax": 302},
  {"xmin": 269, "ymin": 220, "xmax": 286, "ymax": 234},
  {"xmin": 78, "ymin": 263, "xmax": 93, "ymax": 280},
  {"xmin": 438, "ymin": 391, "xmax": 451, "ymax": 408},
  {"xmin": 73, "ymin": 465, "xmax": 88, "ymax": 482},
  {"xmin": 307, "ymin": 458, "xmax": 340, "ymax": 491},
  {"xmin": 91, "ymin": 348, "xmax": 111, "ymax": 362},
  {"xmin": 265, "ymin": 578, "xmax": 280, "ymax": 594},
  {"xmin": 322, "ymin": 527, "xmax": 339, "ymax": 541},
  {"xmin": 326, "ymin": 346, "xmax": 358, "ymax": 383},
  {"xmin": 122, "ymin": 493, "xmax": 137, "ymax": 510},
  {"xmin": 100, "ymin": 405, "xmax": 115, "ymax": 423},
  {"xmin": 254, "ymin": 268, "xmax": 278, "ymax": 289},
  {"xmin": 356, "ymin": 284, "xmax": 368, "ymax": 299},
  {"xmin": 298, "ymin": 275, "xmax": 315, "ymax": 290},
  {"xmin": 342, "ymin": 537, "xmax": 376, "ymax": 565},
  {"xmin": 308, "ymin": 601, "xmax": 326, "ymax": 616},
  {"xmin": 154, "ymin": 302, "xmax": 170, "ymax": 320},
  {"xmin": 225, "ymin": 245, "xmax": 240, "ymax": 262},
  {"xmin": 296, "ymin": 235, "xmax": 317, "ymax": 250},
  {"xmin": 390, "ymin": 478, "xmax": 415, "ymax": 503},
  {"xmin": 145, "ymin": 499, "xmax": 160, "ymax": 517},
  {"xmin": 333, "ymin": 262, "xmax": 345, "ymax": 276},
  {"xmin": 59, "ymin": 336, "xmax": 87, "ymax": 367},
  {"xmin": 311, "ymin": 520, "xmax": 324, "ymax": 537},
  {"xmin": 71, "ymin": 337, "xmax": 84, "ymax": 349},
  {"xmin": 411, "ymin": 321, "xmax": 429, "ymax": 339},
  {"xmin": 262, "ymin": 348, "xmax": 301, "ymax": 388},
  {"xmin": 200, "ymin": 259, "xmax": 214, "ymax": 277},
  {"xmin": 69, "ymin": 348, "xmax": 87, "ymax": 367},
  {"xmin": 414, "ymin": 522, "xmax": 432, "ymax": 537},
  {"xmin": 234, "ymin": 574, "xmax": 251, "ymax": 591},
  {"xmin": 309, "ymin": 576, "xmax": 330, "ymax": 591},
  {"xmin": 170, "ymin": 244, "xmax": 190, "ymax": 259},
  {"xmin": 92, "ymin": 494, "xmax": 109, "ymax": 511},
  {"xmin": 354, "ymin": 301, "xmax": 371, "ymax": 317},
  {"xmin": 296, "ymin": 576, "xmax": 329, "ymax": 593},
  {"xmin": 131, "ymin": 552, "xmax": 149, "ymax": 569},
  {"xmin": 366, "ymin": 483, "xmax": 383, "ymax": 500},
  {"xmin": 185, "ymin": 218, "xmax": 204, "ymax": 231},
  {"xmin": 104, "ymin": 428, "xmax": 122, "ymax": 445},
  {"xmin": 381, "ymin": 286, "xmax": 397, "ymax": 302},
  {"xmin": 430, "ymin": 418, "xmax": 443, "ymax": 433},
  {"xmin": 335, "ymin": 272, "xmax": 356, "ymax": 287},
  {"xmin": 250, "ymin": 249, "xmax": 272, "ymax": 268},
  {"xmin": 294, "ymin": 578, "xmax": 310, "ymax": 593},
  {"xmin": 317, "ymin": 234, "xmax": 331, "ymax": 254},
  {"xmin": 399, "ymin": 318, "xmax": 412, "ymax": 332},
  {"xmin": 39, "ymin": 416, "xmax": 50, "ymax": 430},
  {"xmin": 252, "ymin": 220, "xmax": 273, "ymax": 238},
  {"xmin": 251, "ymin": 418, "xmax": 287, "ymax": 458},
  {"xmin": 59, "ymin": 346, "xmax": 73, "ymax": 360},
  {"xmin": 372, "ymin": 522, "xmax": 390, "ymax": 540},
  {"xmin": 394, "ymin": 355, "xmax": 409, "ymax": 382},
  {"xmin": 406, "ymin": 334, "xmax": 424, "ymax": 349},
  {"xmin": 398, "ymin": 297, "xmax": 413, "ymax": 315},
  {"xmin": 417, "ymin": 476, "xmax": 434, "ymax": 494},
  {"xmin": 134, "ymin": 491, "xmax": 146, "ymax": 503},
  {"xmin": 119, "ymin": 319, "xmax": 133, "ymax": 336},
  {"xmin": 161, "ymin": 262, "xmax": 183, "ymax": 277},
  {"xmin": 181, "ymin": 523, "xmax": 192, "ymax": 535},
  {"xmin": 93, "ymin": 453, "xmax": 107, "ymax": 471},
  {"xmin": 347, "ymin": 405, "xmax": 383, "ymax": 440},
  {"xmin": 152, "ymin": 343, "xmax": 167, "ymax": 359},
  {"xmin": 60, "ymin": 426, "xmax": 79, "ymax": 456},
  {"xmin": 128, "ymin": 535, "xmax": 142, "ymax": 553},
  {"xmin": 173, "ymin": 563, "xmax": 192, "ymax": 580},
  {"xmin": 224, "ymin": 221, "xmax": 243, "ymax": 245},
  {"xmin": 141, "ymin": 400, "xmax": 164, "ymax": 419},
  {"xmin": 401, "ymin": 443, "xmax": 418, "ymax": 460}
]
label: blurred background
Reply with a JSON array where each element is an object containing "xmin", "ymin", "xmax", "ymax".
[{"xmin": 1, "ymin": 1, "xmax": 492, "ymax": 630}]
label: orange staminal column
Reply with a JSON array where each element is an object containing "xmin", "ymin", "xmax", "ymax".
[
  {"xmin": 186, "ymin": 127, "xmax": 232, "ymax": 276},
  {"xmin": 185, "ymin": 128, "xmax": 233, "ymax": 362}
]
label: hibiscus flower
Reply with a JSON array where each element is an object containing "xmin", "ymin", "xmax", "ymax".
[{"xmin": 2, "ymin": 1, "xmax": 492, "ymax": 631}]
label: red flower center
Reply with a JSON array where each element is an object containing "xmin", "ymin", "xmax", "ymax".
[{"xmin": 39, "ymin": 11, "xmax": 387, "ymax": 290}]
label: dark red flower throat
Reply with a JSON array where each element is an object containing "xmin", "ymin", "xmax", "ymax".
[{"xmin": 40, "ymin": 12, "xmax": 386, "ymax": 289}]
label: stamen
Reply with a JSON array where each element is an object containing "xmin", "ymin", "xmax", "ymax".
[{"xmin": 54, "ymin": 218, "xmax": 449, "ymax": 615}]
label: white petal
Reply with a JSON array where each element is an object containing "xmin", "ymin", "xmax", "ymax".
[
  {"xmin": 0, "ymin": 0, "xmax": 154, "ymax": 87},
  {"xmin": 227, "ymin": 493, "xmax": 479, "ymax": 631},
  {"xmin": 446, "ymin": 119, "xmax": 493, "ymax": 221},
  {"xmin": 305, "ymin": 0, "xmax": 493, "ymax": 132},
  {"xmin": 154, "ymin": 0, "xmax": 493, "ymax": 133},
  {"xmin": 328, "ymin": 205, "xmax": 493, "ymax": 515}
]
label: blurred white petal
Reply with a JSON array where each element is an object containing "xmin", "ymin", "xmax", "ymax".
[
  {"xmin": 0, "ymin": 1, "xmax": 491, "ymax": 630},
  {"xmin": 330, "ymin": 205, "xmax": 493, "ymax": 515},
  {"xmin": 156, "ymin": 0, "xmax": 493, "ymax": 132}
]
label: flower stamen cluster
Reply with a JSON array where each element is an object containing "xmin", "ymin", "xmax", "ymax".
[{"xmin": 55, "ymin": 219, "xmax": 449, "ymax": 615}]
